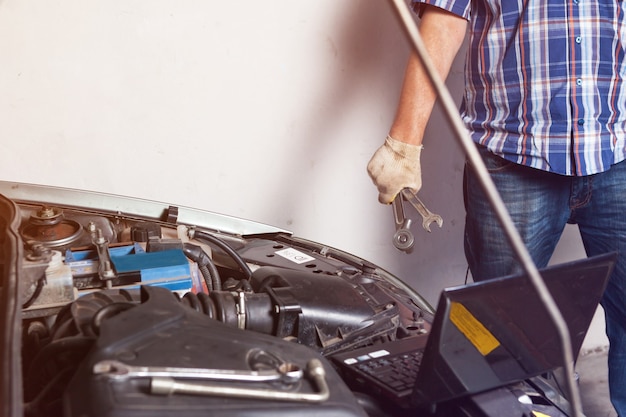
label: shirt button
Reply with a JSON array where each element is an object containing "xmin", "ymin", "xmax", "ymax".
[
  {"xmin": 578, "ymin": 119, "xmax": 585, "ymax": 126},
  {"xmin": 575, "ymin": 36, "xmax": 582, "ymax": 43},
  {"xmin": 577, "ymin": 79, "xmax": 583, "ymax": 86}
]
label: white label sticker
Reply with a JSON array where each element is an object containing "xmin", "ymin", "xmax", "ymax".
[
  {"xmin": 275, "ymin": 248, "xmax": 315, "ymax": 264},
  {"xmin": 369, "ymin": 350, "xmax": 390, "ymax": 358}
]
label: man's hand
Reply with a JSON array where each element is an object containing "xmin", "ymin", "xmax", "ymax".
[
  {"xmin": 368, "ymin": 7, "xmax": 465, "ymax": 205},
  {"xmin": 367, "ymin": 135, "xmax": 423, "ymax": 204}
]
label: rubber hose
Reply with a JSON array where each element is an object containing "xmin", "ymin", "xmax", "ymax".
[
  {"xmin": 183, "ymin": 243, "xmax": 222, "ymax": 291},
  {"xmin": 192, "ymin": 230, "xmax": 252, "ymax": 280}
]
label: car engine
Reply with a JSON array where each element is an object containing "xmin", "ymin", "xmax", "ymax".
[
  {"xmin": 6, "ymin": 193, "xmax": 437, "ymax": 417},
  {"xmin": 0, "ymin": 185, "xmax": 577, "ymax": 417}
]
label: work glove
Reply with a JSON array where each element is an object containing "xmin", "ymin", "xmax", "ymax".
[{"xmin": 367, "ymin": 135, "xmax": 423, "ymax": 204}]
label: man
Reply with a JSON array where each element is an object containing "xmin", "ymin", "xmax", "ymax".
[{"xmin": 367, "ymin": 2, "xmax": 626, "ymax": 415}]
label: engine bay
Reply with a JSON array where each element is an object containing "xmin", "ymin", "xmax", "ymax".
[
  {"xmin": 12, "ymin": 197, "xmax": 435, "ymax": 417},
  {"xmin": 0, "ymin": 185, "xmax": 576, "ymax": 417}
]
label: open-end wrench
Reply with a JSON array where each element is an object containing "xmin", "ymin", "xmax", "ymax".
[
  {"xmin": 400, "ymin": 189, "xmax": 443, "ymax": 232},
  {"xmin": 93, "ymin": 359, "xmax": 303, "ymax": 384}
]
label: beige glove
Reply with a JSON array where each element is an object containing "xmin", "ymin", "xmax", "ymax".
[{"xmin": 367, "ymin": 135, "xmax": 423, "ymax": 204}]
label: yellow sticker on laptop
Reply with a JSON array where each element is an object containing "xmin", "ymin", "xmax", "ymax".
[{"xmin": 450, "ymin": 302, "xmax": 500, "ymax": 356}]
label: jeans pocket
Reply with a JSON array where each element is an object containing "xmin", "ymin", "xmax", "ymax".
[{"xmin": 478, "ymin": 146, "xmax": 516, "ymax": 173}]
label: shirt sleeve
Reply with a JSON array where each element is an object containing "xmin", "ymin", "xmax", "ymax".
[{"xmin": 411, "ymin": 0, "xmax": 471, "ymax": 20}]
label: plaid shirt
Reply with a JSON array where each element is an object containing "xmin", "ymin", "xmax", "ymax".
[{"xmin": 413, "ymin": 0, "xmax": 626, "ymax": 176}]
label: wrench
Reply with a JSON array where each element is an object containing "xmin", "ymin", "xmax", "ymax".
[
  {"xmin": 93, "ymin": 359, "xmax": 303, "ymax": 383},
  {"xmin": 150, "ymin": 359, "xmax": 330, "ymax": 403},
  {"xmin": 400, "ymin": 189, "xmax": 443, "ymax": 232},
  {"xmin": 391, "ymin": 189, "xmax": 443, "ymax": 253},
  {"xmin": 392, "ymin": 196, "xmax": 415, "ymax": 253}
]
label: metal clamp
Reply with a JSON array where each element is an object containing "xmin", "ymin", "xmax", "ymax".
[{"xmin": 234, "ymin": 291, "xmax": 246, "ymax": 329}]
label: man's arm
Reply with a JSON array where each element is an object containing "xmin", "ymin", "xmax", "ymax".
[
  {"xmin": 367, "ymin": 7, "xmax": 467, "ymax": 204},
  {"xmin": 390, "ymin": 6, "xmax": 468, "ymax": 146}
]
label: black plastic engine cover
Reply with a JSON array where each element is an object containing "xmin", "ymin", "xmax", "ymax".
[
  {"xmin": 250, "ymin": 266, "xmax": 395, "ymax": 349},
  {"xmin": 63, "ymin": 286, "xmax": 366, "ymax": 417}
]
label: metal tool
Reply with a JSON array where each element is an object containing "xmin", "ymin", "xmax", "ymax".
[
  {"xmin": 392, "ymin": 188, "xmax": 443, "ymax": 253},
  {"xmin": 93, "ymin": 359, "xmax": 303, "ymax": 384},
  {"xmin": 150, "ymin": 359, "xmax": 330, "ymax": 403},
  {"xmin": 401, "ymin": 189, "xmax": 443, "ymax": 232}
]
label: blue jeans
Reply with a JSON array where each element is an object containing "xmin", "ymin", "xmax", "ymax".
[{"xmin": 464, "ymin": 146, "xmax": 626, "ymax": 416}]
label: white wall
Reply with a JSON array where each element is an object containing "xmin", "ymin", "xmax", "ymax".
[{"xmin": 0, "ymin": 1, "xmax": 605, "ymax": 350}]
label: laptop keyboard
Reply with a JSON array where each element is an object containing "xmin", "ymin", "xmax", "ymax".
[{"xmin": 355, "ymin": 350, "xmax": 424, "ymax": 392}]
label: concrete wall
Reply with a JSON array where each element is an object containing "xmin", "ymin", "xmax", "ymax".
[{"xmin": 0, "ymin": 1, "xmax": 606, "ymax": 350}]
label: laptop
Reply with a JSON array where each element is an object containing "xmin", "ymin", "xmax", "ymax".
[{"xmin": 331, "ymin": 253, "xmax": 616, "ymax": 410}]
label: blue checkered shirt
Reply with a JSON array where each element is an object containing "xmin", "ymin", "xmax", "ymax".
[{"xmin": 413, "ymin": 0, "xmax": 626, "ymax": 176}]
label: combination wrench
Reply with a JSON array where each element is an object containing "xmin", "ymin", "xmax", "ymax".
[
  {"xmin": 93, "ymin": 359, "xmax": 303, "ymax": 383},
  {"xmin": 150, "ymin": 359, "xmax": 330, "ymax": 403},
  {"xmin": 93, "ymin": 358, "xmax": 328, "ymax": 403},
  {"xmin": 391, "ymin": 188, "xmax": 443, "ymax": 253}
]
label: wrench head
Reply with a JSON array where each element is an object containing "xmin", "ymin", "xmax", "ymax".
[
  {"xmin": 421, "ymin": 216, "xmax": 444, "ymax": 233},
  {"xmin": 93, "ymin": 360, "xmax": 131, "ymax": 378},
  {"xmin": 393, "ymin": 229, "xmax": 414, "ymax": 253}
]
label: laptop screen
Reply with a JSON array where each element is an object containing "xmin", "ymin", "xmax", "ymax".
[{"xmin": 412, "ymin": 252, "xmax": 616, "ymax": 406}]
